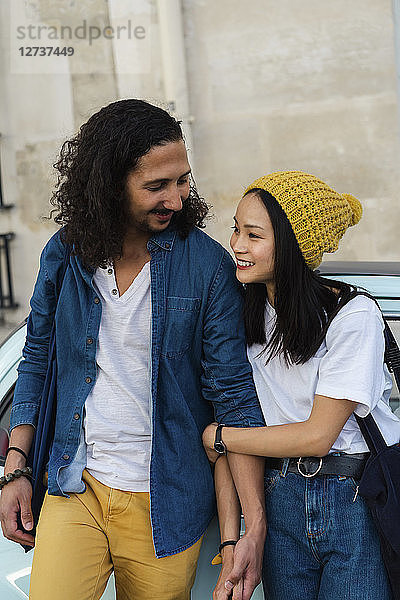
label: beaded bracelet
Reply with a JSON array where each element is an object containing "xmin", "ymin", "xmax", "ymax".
[{"xmin": 0, "ymin": 467, "xmax": 32, "ymax": 490}]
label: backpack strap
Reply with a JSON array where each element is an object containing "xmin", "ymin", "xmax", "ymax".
[
  {"xmin": 354, "ymin": 413, "xmax": 387, "ymax": 455},
  {"xmin": 55, "ymin": 241, "xmax": 71, "ymax": 297},
  {"xmin": 46, "ymin": 241, "xmax": 71, "ymax": 366}
]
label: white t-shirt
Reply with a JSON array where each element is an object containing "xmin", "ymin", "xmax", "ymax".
[
  {"xmin": 84, "ymin": 262, "xmax": 152, "ymax": 491},
  {"xmin": 248, "ymin": 295, "xmax": 400, "ymax": 453}
]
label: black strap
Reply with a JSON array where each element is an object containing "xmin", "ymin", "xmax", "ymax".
[
  {"xmin": 46, "ymin": 243, "xmax": 71, "ymax": 366},
  {"xmin": 354, "ymin": 413, "xmax": 387, "ymax": 455},
  {"xmin": 5, "ymin": 446, "xmax": 28, "ymax": 461},
  {"xmin": 266, "ymin": 454, "xmax": 368, "ymax": 479},
  {"xmin": 219, "ymin": 540, "xmax": 238, "ymax": 553},
  {"xmin": 28, "ymin": 241, "xmax": 70, "ymax": 470},
  {"xmin": 56, "ymin": 242, "xmax": 71, "ymax": 296}
]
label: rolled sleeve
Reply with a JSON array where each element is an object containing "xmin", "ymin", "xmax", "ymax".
[
  {"xmin": 201, "ymin": 251, "xmax": 265, "ymax": 427},
  {"xmin": 9, "ymin": 404, "xmax": 38, "ymax": 431}
]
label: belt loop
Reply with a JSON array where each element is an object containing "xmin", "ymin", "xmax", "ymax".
[{"xmin": 280, "ymin": 458, "xmax": 290, "ymax": 478}]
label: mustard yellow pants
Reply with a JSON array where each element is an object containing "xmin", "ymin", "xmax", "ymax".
[{"xmin": 29, "ymin": 470, "xmax": 202, "ymax": 600}]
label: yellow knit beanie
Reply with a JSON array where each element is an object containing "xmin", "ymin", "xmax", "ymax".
[{"xmin": 243, "ymin": 171, "xmax": 362, "ymax": 270}]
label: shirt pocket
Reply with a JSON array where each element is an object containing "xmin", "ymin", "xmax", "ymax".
[{"xmin": 160, "ymin": 296, "xmax": 201, "ymax": 358}]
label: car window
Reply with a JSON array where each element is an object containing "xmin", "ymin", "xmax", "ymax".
[{"xmin": 387, "ymin": 319, "xmax": 400, "ymax": 418}]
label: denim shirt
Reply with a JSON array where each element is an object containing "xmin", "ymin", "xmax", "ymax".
[{"xmin": 10, "ymin": 226, "xmax": 265, "ymax": 557}]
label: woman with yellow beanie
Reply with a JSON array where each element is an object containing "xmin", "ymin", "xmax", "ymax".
[{"xmin": 203, "ymin": 171, "xmax": 399, "ymax": 599}]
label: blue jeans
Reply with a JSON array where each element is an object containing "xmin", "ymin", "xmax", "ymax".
[{"xmin": 262, "ymin": 466, "xmax": 392, "ymax": 600}]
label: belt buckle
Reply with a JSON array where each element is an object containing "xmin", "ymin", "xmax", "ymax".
[{"xmin": 297, "ymin": 457, "xmax": 323, "ymax": 478}]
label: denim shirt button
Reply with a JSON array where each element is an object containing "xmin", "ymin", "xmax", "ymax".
[
  {"xmin": 87, "ymin": 338, "xmax": 93, "ymax": 345},
  {"xmin": 94, "ymin": 297, "xmax": 100, "ymax": 304},
  {"xmin": 165, "ymin": 243, "xmax": 170, "ymax": 249},
  {"xmin": 73, "ymin": 413, "xmax": 80, "ymax": 420},
  {"xmin": 85, "ymin": 376, "xmax": 92, "ymax": 383},
  {"xmin": 63, "ymin": 454, "xmax": 70, "ymax": 461}
]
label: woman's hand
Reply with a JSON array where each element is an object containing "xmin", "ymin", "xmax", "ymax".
[
  {"xmin": 213, "ymin": 546, "xmax": 244, "ymax": 600},
  {"xmin": 202, "ymin": 422, "xmax": 220, "ymax": 463},
  {"xmin": 222, "ymin": 533, "xmax": 263, "ymax": 600}
]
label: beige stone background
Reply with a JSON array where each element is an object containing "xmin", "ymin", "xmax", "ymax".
[{"xmin": 0, "ymin": 0, "xmax": 399, "ymax": 336}]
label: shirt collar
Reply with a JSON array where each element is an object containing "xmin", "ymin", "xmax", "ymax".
[
  {"xmin": 148, "ymin": 227, "xmax": 177, "ymax": 252},
  {"xmin": 74, "ymin": 227, "xmax": 177, "ymax": 286}
]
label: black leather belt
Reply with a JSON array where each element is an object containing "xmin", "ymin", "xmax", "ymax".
[{"xmin": 265, "ymin": 453, "xmax": 369, "ymax": 479}]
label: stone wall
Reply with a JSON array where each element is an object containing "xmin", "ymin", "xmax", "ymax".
[
  {"xmin": 0, "ymin": 0, "xmax": 399, "ymax": 331},
  {"xmin": 184, "ymin": 0, "xmax": 400, "ymax": 258}
]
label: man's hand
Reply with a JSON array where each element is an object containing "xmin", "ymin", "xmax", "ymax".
[
  {"xmin": 0, "ymin": 477, "xmax": 35, "ymax": 547},
  {"xmin": 222, "ymin": 534, "xmax": 263, "ymax": 600},
  {"xmin": 202, "ymin": 422, "xmax": 219, "ymax": 463}
]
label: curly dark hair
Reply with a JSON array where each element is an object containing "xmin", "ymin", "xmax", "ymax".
[{"xmin": 49, "ymin": 99, "xmax": 209, "ymax": 268}]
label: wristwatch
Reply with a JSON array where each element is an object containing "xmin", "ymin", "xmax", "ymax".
[{"xmin": 214, "ymin": 424, "xmax": 227, "ymax": 455}]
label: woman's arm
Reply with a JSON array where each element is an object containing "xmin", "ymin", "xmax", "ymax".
[
  {"xmin": 212, "ymin": 457, "xmax": 241, "ymax": 600},
  {"xmin": 204, "ymin": 394, "xmax": 357, "ymax": 458},
  {"xmin": 212, "ymin": 456, "xmax": 265, "ymax": 600},
  {"xmin": 214, "ymin": 457, "xmax": 241, "ymax": 547},
  {"xmin": 225, "ymin": 453, "xmax": 265, "ymax": 600}
]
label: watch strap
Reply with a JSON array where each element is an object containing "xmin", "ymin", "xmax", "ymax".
[{"xmin": 214, "ymin": 423, "xmax": 227, "ymax": 454}]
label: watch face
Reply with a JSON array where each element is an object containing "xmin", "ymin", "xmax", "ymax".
[{"xmin": 214, "ymin": 441, "xmax": 226, "ymax": 455}]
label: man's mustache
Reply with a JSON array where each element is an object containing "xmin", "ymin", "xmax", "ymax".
[{"xmin": 150, "ymin": 208, "xmax": 178, "ymax": 215}]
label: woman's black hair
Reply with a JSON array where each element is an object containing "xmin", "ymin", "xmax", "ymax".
[
  {"xmin": 244, "ymin": 188, "xmax": 355, "ymax": 364},
  {"xmin": 49, "ymin": 99, "xmax": 209, "ymax": 268}
]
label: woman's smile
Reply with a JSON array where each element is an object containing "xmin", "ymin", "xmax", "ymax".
[{"xmin": 236, "ymin": 259, "xmax": 255, "ymax": 269}]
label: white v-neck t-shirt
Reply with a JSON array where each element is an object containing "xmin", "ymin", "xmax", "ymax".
[
  {"xmin": 84, "ymin": 262, "xmax": 152, "ymax": 491},
  {"xmin": 248, "ymin": 295, "xmax": 400, "ymax": 454}
]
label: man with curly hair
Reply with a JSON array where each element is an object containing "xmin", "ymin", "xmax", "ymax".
[{"xmin": 0, "ymin": 100, "xmax": 266, "ymax": 600}]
